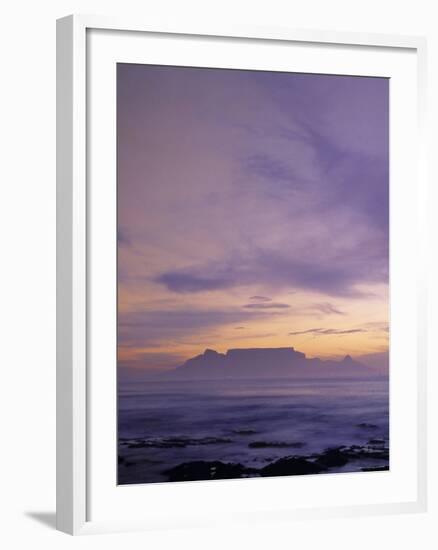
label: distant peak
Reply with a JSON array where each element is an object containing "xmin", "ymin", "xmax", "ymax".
[
  {"xmin": 203, "ymin": 348, "xmax": 220, "ymax": 356},
  {"xmin": 342, "ymin": 354, "xmax": 354, "ymax": 362}
]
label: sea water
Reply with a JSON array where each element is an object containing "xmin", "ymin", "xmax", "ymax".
[{"xmin": 118, "ymin": 377, "xmax": 389, "ymax": 484}]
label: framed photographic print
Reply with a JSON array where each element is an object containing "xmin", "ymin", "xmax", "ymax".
[{"xmin": 56, "ymin": 15, "xmax": 427, "ymax": 535}]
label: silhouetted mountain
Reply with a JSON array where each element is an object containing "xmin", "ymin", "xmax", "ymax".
[
  {"xmin": 168, "ymin": 346, "xmax": 375, "ymax": 380},
  {"xmin": 355, "ymin": 351, "xmax": 389, "ymax": 375}
]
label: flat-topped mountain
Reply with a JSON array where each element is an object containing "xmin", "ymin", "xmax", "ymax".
[{"xmin": 169, "ymin": 346, "xmax": 373, "ymax": 380}]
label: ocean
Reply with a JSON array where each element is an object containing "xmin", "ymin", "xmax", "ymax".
[{"xmin": 118, "ymin": 376, "xmax": 389, "ymax": 484}]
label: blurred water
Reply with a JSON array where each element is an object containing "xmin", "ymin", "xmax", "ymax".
[{"xmin": 118, "ymin": 377, "xmax": 389, "ymax": 484}]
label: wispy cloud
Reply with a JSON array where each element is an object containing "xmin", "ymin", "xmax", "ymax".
[
  {"xmin": 244, "ymin": 302, "xmax": 290, "ymax": 309},
  {"xmin": 311, "ymin": 303, "xmax": 345, "ymax": 316},
  {"xmin": 362, "ymin": 321, "xmax": 389, "ymax": 333},
  {"xmin": 289, "ymin": 327, "xmax": 367, "ymax": 336},
  {"xmin": 118, "ymin": 228, "xmax": 131, "ymax": 247},
  {"xmin": 245, "ymin": 153, "xmax": 300, "ymax": 189},
  {"xmin": 155, "ymin": 271, "xmax": 232, "ymax": 293}
]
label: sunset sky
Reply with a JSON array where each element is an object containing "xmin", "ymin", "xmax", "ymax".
[{"xmin": 117, "ymin": 64, "xmax": 389, "ymax": 372}]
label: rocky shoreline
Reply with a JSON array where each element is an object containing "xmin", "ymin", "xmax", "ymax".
[
  {"xmin": 160, "ymin": 441, "xmax": 389, "ymax": 481},
  {"xmin": 118, "ymin": 438, "xmax": 389, "ymax": 483}
]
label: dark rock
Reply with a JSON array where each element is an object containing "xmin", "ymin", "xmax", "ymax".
[
  {"xmin": 157, "ymin": 441, "xmax": 390, "ymax": 482},
  {"xmin": 359, "ymin": 447, "xmax": 388, "ymax": 459},
  {"xmin": 343, "ymin": 444, "xmax": 389, "ymax": 461},
  {"xmin": 311, "ymin": 444, "xmax": 389, "ymax": 467},
  {"xmin": 315, "ymin": 447, "xmax": 350, "ymax": 468},
  {"xmin": 162, "ymin": 461, "xmax": 256, "ymax": 482},
  {"xmin": 232, "ymin": 429, "xmax": 258, "ymax": 435},
  {"xmin": 248, "ymin": 441, "xmax": 305, "ymax": 449},
  {"xmin": 127, "ymin": 436, "xmax": 232, "ymax": 449},
  {"xmin": 261, "ymin": 456, "xmax": 326, "ymax": 477}
]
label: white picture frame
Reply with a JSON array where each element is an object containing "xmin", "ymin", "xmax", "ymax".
[{"xmin": 56, "ymin": 14, "xmax": 428, "ymax": 535}]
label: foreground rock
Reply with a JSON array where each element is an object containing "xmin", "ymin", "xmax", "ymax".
[
  {"xmin": 153, "ymin": 442, "xmax": 389, "ymax": 482},
  {"xmin": 162, "ymin": 461, "xmax": 257, "ymax": 481},
  {"xmin": 315, "ymin": 447, "xmax": 350, "ymax": 468},
  {"xmin": 260, "ymin": 457, "xmax": 326, "ymax": 476},
  {"xmin": 345, "ymin": 443, "xmax": 389, "ymax": 460}
]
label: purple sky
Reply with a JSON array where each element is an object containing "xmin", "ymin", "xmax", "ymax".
[{"xmin": 117, "ymin": 64, "xmax": 389, "ymax": 371}]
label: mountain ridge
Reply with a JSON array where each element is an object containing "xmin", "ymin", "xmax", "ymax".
[{"xmin": 167, "ymin": 346, "xmax": 377, "ymax": 380}]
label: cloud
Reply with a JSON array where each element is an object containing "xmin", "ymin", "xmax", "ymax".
[
  {"xmin": 243, "ymin": 302, "xmax": 290, "ymax": 309},
  {"xmin": 228, "ymin": 332, "xmax": 277, "ymax": 341},
  {"xmin": 118, "ymin": 228, "xmax": 131, "ymax": 246},
  {"xmin": 155, "ymin": 247, "xmax": 387, "ymax": 297},
  {"xmin": 156, "ymin": 271, "xmax": 232, "ymax": 293},
  {"xmin": 362, "ymin": 321, "xmax": 389, "ymax": 333},
  {"xmin": 311, "ymin": 303, "xmax": 345, "ymax": 316},
  {"xmin": 238, "ymin": 91, "xmax": 389, "ymax": 246},
  {"xmin": 288, "ymin": 327, "xmax": 367, "ymax": 336},
  {"xmin": 120, "ymin": 66, "xmax": 388, "ymax": 303},
  {"xmin": 249, "ymin": 295, "xmax": 272, "ymax": 302},
  {"xmin": 245, "ymin": 153, "xmax": 299, "ymax": 187}
]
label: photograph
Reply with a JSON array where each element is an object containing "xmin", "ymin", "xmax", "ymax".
[{"xmin": 116, "ymin": 63, "xmax": 390, "ymax": 485}]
